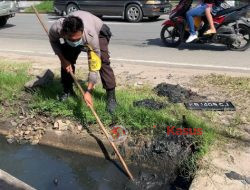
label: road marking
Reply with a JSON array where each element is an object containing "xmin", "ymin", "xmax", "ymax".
[
  {"xmin": 104, "ymin": 22, "xmax": 142, "ymax": 25},
  {"xmin": 48, "ymin": 20, "xmax": 142, "ymax": 25},
  {"xmin": 0, "ymin": 49, "xmax": 34, "ymax": 53},
  {"xmin": 111, "ymin": 58, "xmax": 250, "ymax": 71},
  {"xmin": 0, "ymin": 49, "xmax": 250, "ymax": 71}
]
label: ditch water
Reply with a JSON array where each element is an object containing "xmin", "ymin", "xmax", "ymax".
[
  {"xmin": 0, "ymin": 131, "xmax": 193, "ymax": 190},
  {"xmin": 0, "ymin": 135, "xmax": 135, "ymax": 190}
]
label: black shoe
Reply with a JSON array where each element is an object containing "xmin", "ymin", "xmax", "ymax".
[
  {"xmin": 106, "ymin": 88, "xmax": 117, "ymax": 114},
  {"xmin": 58, "ymin": 90, "xmax": 76, "ymax": 102}
]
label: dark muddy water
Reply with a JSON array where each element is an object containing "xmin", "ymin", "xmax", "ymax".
[
  {"xmin": 0, "ymin": 131, "xmax": 193, "ymax": 190},
  {"xmin": 0, "ymin": 136, "xmax": 137, "ymax": 190}
]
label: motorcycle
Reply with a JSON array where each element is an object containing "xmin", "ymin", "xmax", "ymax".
[{"xmin": 160, "ymin": 0, "xmax": 250, "ymax": 51}]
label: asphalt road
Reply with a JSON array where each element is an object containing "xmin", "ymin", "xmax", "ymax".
[{"xmin": 0, "ymin": 13, "xmax": 249, "ymax": 73}]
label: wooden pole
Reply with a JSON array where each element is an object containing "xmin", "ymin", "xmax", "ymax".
[{"xmin": 31, "ymin": 5, "xmax": 134, "ymax": 181}]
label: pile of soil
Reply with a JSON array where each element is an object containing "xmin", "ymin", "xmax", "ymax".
[
  {"xmin": 133, "ymin": 99, "xmax": 167, "ymax": 110},
  {"xmin": 154, "ymin": 83, "xmax": 205, "ymax": 103},
  {"xmin": 127, "ymin": 133, "xmax": 194, "ymax": 190}
]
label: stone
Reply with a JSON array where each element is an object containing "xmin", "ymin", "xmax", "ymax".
[
  {"xmin": 26, "ymin": 126, "xmax": 33, "ymax": 131},
  {"xmin": 77, "ymin": 125, "xmax": 83, "ymax": 131},
  {"xmin": 10, "ymin": 121, "xmax": 17, "ymax": 127},
  {"xmin": 24, "ymin": 135, "xmax": 32, "ymax": 140},
  {"xmin": 59, "ymin": 125, "xmax": 68, "ymax": 131},
  {"xmin": 29, "ymin": 131, "xmax": 36, "ymax": 136},
  {"xmin": 65, "ymin": 120, "xmax": 71, "ymax": 125},
  {"xmin": 68, "ymin": 124, "xmax": 75, "ymax": 132},
  {"xmin": 31, "ymin": 139, "xmax": 39, "ymax": 145},
  {"xmin": 7, "ymin": 138, "xmax": 15, "ymax": 144},
  {"xmin": 24, "ymin": 131, "xmax": 31, "ymax": 135},
  {"xmin": 53, "ymin": 119, "xmax": 71, "ymax": 131},
  {"xmin": 6, "ymin": 134, "xmax": 14, "ymax": 139},
  {"xmin": 19, "ymin": 131, "xmax": 24, "ymax": 136},
  {"xmin": 35, "ymin": 126, "xmax": 45, "ymax": 131},
  {"xmin": 53, "ymin": 120, "xmax": 62, "ymax": 129},
  {"xmin": 32, "ymin": 136, "xmax": 40, "ymax": 140}
]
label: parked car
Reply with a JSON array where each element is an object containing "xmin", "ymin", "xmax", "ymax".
[
  {"xmin": 0, "ymin": 0, "xmax": 18, "ymax": 27},
  {"xmin": 54, "ymin": 0, "xmax": 171, "ymax": 22}
]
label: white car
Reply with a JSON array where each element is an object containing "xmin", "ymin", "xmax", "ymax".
[{"xmin": 0, "ymin": 0, "xmax": 18, "ymax": 27}]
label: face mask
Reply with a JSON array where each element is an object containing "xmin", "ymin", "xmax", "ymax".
[{"xmin": 66, "ymin": 38, "xmax": 83, "ymax": 47}]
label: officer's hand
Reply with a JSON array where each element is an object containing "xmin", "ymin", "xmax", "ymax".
[
  {"xmin": 62, "ymin": 61, "xmax": 73, "ymax": 73},
  {"xmin": 84, "ymin": 91, "xmax": 93, "ymax": 107}
]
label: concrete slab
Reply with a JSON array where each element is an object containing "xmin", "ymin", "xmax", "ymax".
[{"xmin": 0, "ymin": 169, "xmax": 35, "ymax": 190}]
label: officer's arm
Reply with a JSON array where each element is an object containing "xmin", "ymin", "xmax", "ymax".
[{"xmin": 49, "ymin": 20, "xmax": 63, "ymax": 55}]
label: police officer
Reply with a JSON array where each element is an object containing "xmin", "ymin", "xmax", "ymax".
[{"xmin": 49, "ymin": 11, "xmax": 116, "ymax": 113}]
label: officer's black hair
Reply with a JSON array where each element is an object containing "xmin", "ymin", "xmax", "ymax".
[{"xmin": 62, "ymin": 16, "xmax": 84, "ymax": 36}]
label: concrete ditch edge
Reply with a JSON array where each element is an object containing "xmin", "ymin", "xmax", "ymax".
[
  {"xmin": 0, "ymin": 169, "xmax": 35, "ymax": 190},
  {"xmin": 0, "ymin": 124, "xmax": 126, "ymax": 159}
]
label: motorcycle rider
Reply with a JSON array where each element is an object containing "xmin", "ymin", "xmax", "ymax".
[
  {"xmin": 186, "ymin": 0, "xmax": 223, "ymax": 43},
  {"xmin": 204, "ymin": 5, "xmax": 216, "ymax": 35},
  {"xmin": 204, "ymin": 0, "xmax": 225, "ymax": 35}
]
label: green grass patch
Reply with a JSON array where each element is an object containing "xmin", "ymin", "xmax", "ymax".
[
  {"xmin": 30, "ymin": 80, "xmax": 181, "ymax": 130},
  {"xmin": 0, "ymin": 61, "xmax": 30, "ymax": 116},
  {"xmin": 25, "ymin": 1, "xmax": 53, "ymax": 13},
  {"xmin": 0, "ymin": 61, "xmax": 30, "ymax": 102},
  {"xmin": 176, "ymin": 110, "xmax": 215, "ymax": 179}
]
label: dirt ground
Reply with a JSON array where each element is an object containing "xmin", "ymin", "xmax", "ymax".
[{"xmin": 0, "ymin": 52, "xmax": 250, "ymax": 189}]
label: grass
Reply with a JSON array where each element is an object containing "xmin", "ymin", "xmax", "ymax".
[
  {"xmin": 195, "ymin": 73, "xmax": 250, "ymax": 131},
  {"xmin": 31, "ymin": 79, "xmax": 182, "ymax": 130},
  {"xmin": 25, "ymin": 1, "xmax": 53, "ymax": 13},
  {"xmin": 176, "ymin": 108, "xmax": 215, "ymax": 179},
  {"xmin": 202, "ymin": 74, "xmax": 250, "ymax": 93},
  {"xmin": 0, "ymin": 61, "xmax": 30, "ymax": 102},
  {"xmin": 0, "ymin": 61, "xmax": 31, "ymax": 116}
]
